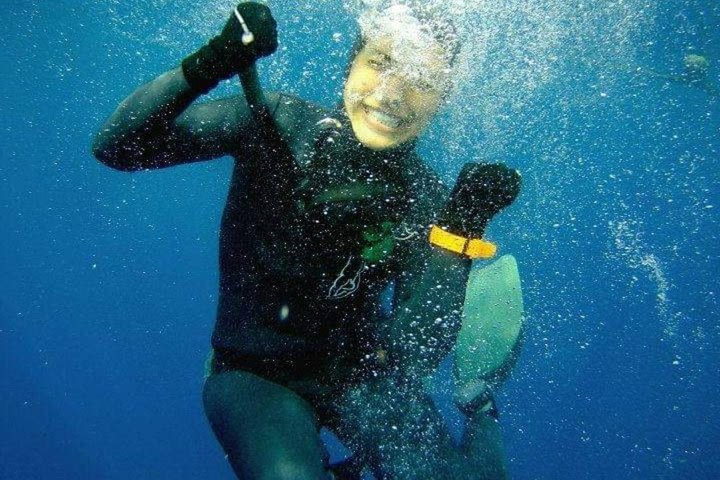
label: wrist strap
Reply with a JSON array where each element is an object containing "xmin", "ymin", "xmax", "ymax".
[{"xmin": 428, "ymin": 225, "xmax": 497, "ymax": 259}]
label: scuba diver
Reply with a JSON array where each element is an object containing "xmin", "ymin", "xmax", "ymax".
[
  {"xmin": 642, "ymin": 53, "xmax": 718, "ymax": 98},
  {"xmin": 92, "ymin": 2, "xmax": 521, "ymax": 479}
]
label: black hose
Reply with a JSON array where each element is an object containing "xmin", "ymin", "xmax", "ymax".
[{"xmin": 239, "ymin": 64, "xmax": 268, "ymax": 115}]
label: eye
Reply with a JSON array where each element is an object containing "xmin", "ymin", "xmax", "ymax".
[{"xmin": 367, "ymin": 55, "xmax": 390, "ymax": 70}]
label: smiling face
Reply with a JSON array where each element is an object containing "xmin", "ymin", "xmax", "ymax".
[{"xmin": 343, "ymin": 36, "xmax": 450, "ymax": 150}]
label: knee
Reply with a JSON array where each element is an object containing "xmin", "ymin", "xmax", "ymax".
[
  {"xmin": 202, "ymin": 373, "xmax": 327, "ymax": 480},
  {"xmin": 202, "ymin": 373, "xmax": 232, "ymax": 426},
  {"xmin": 272, "ymin": 394, "xmax": 317, "ymax": 425},
  {"xmin": 203, "ymin": 371, "xmax": 260, "ymax": 433}
]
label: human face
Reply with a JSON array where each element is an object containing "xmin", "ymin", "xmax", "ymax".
[{"xmin": 343, "ymin": 37, "xmax": 450, "ymax": 151}]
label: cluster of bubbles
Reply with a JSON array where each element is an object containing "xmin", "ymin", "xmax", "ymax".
[
  {"xmin": 59, "ymin": 0, "xmax": 716, "ymax": 474},
  {"xmin": 100, "ymin": 0, "xmax": 654, "ymax": 108},
  {"xmin": 100, "ymin": 0, "xmax": 354, "ymax": 98},
  {"xmin": 355, "ymin": 3, "xmax": 456, "ymax": 94},
  {"xmin": 345, "ymin": 0, "xmax": 655, "ymax": 160},
  {"xmin": 608, "ymin": 219, "xmax": 678, "ymax": 340},
  {"xmin": 97, "ymin": 0, "xmax": 714, "ymax": 338},
  {"xmin": 98, "ymin": 0, "xmax": 706, "ymax": 336}
]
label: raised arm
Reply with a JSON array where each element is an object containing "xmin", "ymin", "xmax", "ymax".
[
  {"xmin": 387, "ymin": 241, "xmax": 471, "ymax": 379},
  {"xmin": 92, "ymin": 69, "xmax": 252, "ymax": 170},
  {"xmin": 92, "ymin": 2, "xmax": 278, "ymax": 171},
  {"xmin": 383, "ymin": 163, "xmax": 522, "ymax": 380}
]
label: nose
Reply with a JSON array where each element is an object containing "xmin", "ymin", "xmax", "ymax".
[{"xmin": 373, "ymin": 73, "xmax": 406, "ymax": 108}]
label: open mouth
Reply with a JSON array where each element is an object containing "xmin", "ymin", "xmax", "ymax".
[{"xmin": 363, "ymin": 104, "xmax": 405, "ymax": 132}]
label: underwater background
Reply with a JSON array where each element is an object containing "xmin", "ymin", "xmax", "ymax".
[{"xmin": 1, "ymin": 0, "xmax": 718, "ymax": 478}]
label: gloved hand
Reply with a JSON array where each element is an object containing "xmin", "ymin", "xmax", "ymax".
[
  {"xmin": 437, "ymin": 162, "xmax": 521, "ymax": 239},
  {"xmin": 181, "ymin": 2, "xmax": 278, "ymax": 94}
]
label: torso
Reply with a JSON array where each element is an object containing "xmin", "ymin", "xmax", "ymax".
[{"xmin": 211, "ymin": 93, "xmax": 447, "ymax": 375}]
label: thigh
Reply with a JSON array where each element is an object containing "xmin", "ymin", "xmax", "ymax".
[{"xmin": 203, "ymin": 370, "xmax": 329, "ymax": 480}]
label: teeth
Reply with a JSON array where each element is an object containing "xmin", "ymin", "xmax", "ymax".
[{"xmin": 367, "ymin": 107, "xmax": 402, "ymax": 129}]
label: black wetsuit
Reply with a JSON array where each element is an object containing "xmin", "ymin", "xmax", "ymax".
[
  {"xmin": 212, "ymin": 98, "xmax": 472, "ymax": 383},
  {"xmin": 93, "ymin": 68, "xmax": 508, "ymax": 479}
]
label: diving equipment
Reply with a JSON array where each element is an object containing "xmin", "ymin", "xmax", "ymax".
[{"xmin": 454, "ymin": 255, "xmax": 524, "ymax": 408}]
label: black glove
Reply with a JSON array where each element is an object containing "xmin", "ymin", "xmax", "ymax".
[
  {"xmin": 181, "ymin": 2, "xmax": 278, "ymax": 94},
  {"xmin": 437, "ymin": 162, "xmax": 521, "ymax": 239}
]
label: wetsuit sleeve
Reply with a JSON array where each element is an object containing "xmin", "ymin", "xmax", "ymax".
[
  {"xmin": 385, "ymin": 237, "xmax": 472, "ymax": 380},
  {"xmin": 92, "ymin": 66, "xmax": 274, "ymax": 171}
]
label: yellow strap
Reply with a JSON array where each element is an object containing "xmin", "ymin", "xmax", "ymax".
[{"xmin": 428, "ymin": 225, "xmax": 497, "ymax": 259}]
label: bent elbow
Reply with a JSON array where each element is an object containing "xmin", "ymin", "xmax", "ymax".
[
  {"xmin": 91, "ymin": 141, "xmax": 115, "ymax": 168},
  {"xmin": 91, "ymin": 135, "xmax": 142, "ymax": 172}
]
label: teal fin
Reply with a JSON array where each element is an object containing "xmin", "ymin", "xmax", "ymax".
[{"xmin": 454, "ymin": 255, "xmax": 524, "ymax": 391}]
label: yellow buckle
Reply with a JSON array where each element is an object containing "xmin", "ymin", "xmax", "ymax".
[{"xmin": 428, "ymin": 225, "xmax": 497, "ymax": 259}]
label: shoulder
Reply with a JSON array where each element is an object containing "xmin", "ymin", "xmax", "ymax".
[
  {"xmin": 269, "ymin": 93, "xmax": 333, "ymax": 133},
  {"xmin": 187, "ymin": 92, "xmax": 329, "ymax": 132},
  {"xmin": 178, "ymin": 94, "xmax": 251, "ymax": 132}
]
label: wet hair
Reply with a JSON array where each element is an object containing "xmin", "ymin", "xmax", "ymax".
[
  {"xmin": 402, "ymin": 2, "xmax": 462, "ymax": 66},
  {"xmin": 345, "ymin": 2, "xmax": 462, "ymax": 78}
]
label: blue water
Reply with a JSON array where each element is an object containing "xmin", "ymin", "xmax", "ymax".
[{"xmin": 2, "ymin": 1, "xmax": 719, "ymax": 478}]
